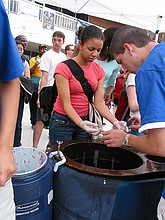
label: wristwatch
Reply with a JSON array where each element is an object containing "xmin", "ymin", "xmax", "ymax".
[{"xmin": 123, "ymin": 134, "xmax": 131, "ymax": 148}]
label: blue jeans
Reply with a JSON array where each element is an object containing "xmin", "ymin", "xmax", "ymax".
[{"xmin": 49, "ymin": 111, "xmax": 89, "ymax": 147}]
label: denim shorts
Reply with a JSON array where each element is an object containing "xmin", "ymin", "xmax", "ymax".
[
  {"xmin": 49, "ymin": 111, "xmax": 89, "ymax": 147},
  {"xmin": 36, "ymin": 108, "xmax": 49, "ymax": 127},
  {"xmin": 157, "ymin": 197, "xmax": 165, "ymax": 220}
]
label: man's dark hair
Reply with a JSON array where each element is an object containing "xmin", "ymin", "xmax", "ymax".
[
  {"xmin": 110, "ymin": 26, "xmax": 152, "ymax": 58},
  {"xmin": 65, "ymin": 44, "xmax": 74, "ymax": 53},
  {"xmin": 52, "ymin": 31, "xmax": 65, "ymax": 40},
  {"xmin": 15, "ymin": 35, "xmax": 26, "ymax": 41},
  {"xmin": 15, "ymin": 40, "xmax": 25, "ymax": 63}
]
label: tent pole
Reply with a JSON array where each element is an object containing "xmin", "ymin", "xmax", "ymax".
[
  {"xmin": 155, "ymin": 30, "xmax": 159, "ymax": 43},
  {"xmin": 155, "ymin": 15, "xmax": 162, "ymax": 43}
]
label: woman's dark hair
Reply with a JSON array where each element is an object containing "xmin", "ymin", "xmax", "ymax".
[
  {"xmin": 15, "ymin": 39, "xmax": 23, "ymax": 45},
  {"xmin": 76, "ymin": 26, "xmax": 85, "ymax": 40},
  {"xmin": 99, "ymin": 27, "xmax": 119, "ymax": 62},
  {"xmin": 79, "ymin": 25, "xmax": 104, "ymax": 44},
  {"xmin": 15, "ymin": 40, "xmax": 25, "ymax": 62}
]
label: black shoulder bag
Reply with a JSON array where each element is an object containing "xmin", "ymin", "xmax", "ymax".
[
  {"xmin": 39, "ymin": 81, "xmax": 58, "ymax": 122},
  {"xmin": 19, "ymin": 76, "xmax": 34, "ymax": 104},
  {"xmin": 63, "ymin": 59, "xmax": 102, "ymax": 128}
]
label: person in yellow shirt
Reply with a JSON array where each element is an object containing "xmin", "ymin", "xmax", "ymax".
[{"xmin": 29, "ymin": 44, "xmax": 47, "ymax": 129}]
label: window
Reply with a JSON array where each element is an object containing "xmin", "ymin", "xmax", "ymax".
[
  {"xmin": 39, "ymin": 8, "xmax": 43, "ymax": 22},
  {"xmin": 10, "ymin": 0, "xmax": 19, "ymax": 14},
  {"xmin": 54, "ymin": 12, "xmax": 76, "ymax": 31}
]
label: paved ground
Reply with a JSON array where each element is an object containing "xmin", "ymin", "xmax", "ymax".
[
  {"xmin": 22, "ymin": 104, "xmax": 49, "ymax": 151},
  {"xmin": 21, "ymin": 104, "xmax": 113, "ymax": 152}
]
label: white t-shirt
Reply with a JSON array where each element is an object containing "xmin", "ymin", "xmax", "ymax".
[
  {"xmin": 125, "ymin": 73, "xmax": 140, "ymax": 118},
  {"xmin": 40, "ymin": 49, "xmax": 66, "ymax": 86}
]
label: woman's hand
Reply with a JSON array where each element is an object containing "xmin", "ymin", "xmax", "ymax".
[
  {"xmin": 80, "ymin": 120, "xmax": 102, "ymax": 135},
  {"xmin": 113, "ymin": 120, "xmax": 129, "ymax": 132}
]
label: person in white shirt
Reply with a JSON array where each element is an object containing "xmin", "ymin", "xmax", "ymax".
[
  {"xmin": 33, "ymin": 31, "xmax": 66, "ymax": 149},
  {"xmin": 125, "ymin": 72, "xmax": 144, "ymax": 136}
]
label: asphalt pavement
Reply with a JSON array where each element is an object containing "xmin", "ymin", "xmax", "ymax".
[{"xmin": 22, "ymin": 104, "xmax": 49, "ymax": 151}]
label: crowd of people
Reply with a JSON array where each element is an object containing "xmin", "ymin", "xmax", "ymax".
[
  {"xmin": 1, "ymin": 0, "xmax": 165, "ymax": 218},
  {"xmin": 18, "ymin": 26, "xmax": 128, "ymax": 150}
]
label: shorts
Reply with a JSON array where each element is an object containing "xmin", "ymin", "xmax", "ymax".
[
  {"xmin": 49, "ymin": 111, "xmax": 89, "ymax": 146},
  {"xmin": 0, "ymin": 179, "xmax": 15, "ymax": 220},
  {"xmin": 36, "ymin": 108, "xmax": 50, "ymax": 127},
  {"xmin": 157, "ymin": 197, "xmax": 165, "ymax": 220}
]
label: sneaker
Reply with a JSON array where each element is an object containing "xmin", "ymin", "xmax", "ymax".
[{"xmin": 45, "ymin": 144, "xmax": 51, "ymax": 154}]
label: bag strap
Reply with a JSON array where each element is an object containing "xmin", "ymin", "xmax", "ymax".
[{"xmin": 63, "ymin": 59, "xmax": 93, "ymax": 103}]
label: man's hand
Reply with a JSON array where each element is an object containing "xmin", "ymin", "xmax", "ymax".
[{"xmin": 102, "ymin": 129, "xmax": 127, "ymax": 147}]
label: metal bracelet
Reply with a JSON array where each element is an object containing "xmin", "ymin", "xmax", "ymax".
[{"xmin": 123, "ymin": 133, "xmax": 131, "ymax": 148}]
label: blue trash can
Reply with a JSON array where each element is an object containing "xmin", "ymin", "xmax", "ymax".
[
  {"xmin": 12, "ymin": 147, "xmax": 53, "ymax": 220},
  {"xmin": 53, "ymin": 141, "xmax": 165, "ymax": 220}
]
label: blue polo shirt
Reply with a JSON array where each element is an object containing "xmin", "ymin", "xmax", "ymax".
[
  {"xmin": 136, "ymin": 42, "xmax": 165, "ymax": 199},
  {"xmin": 0, "ymin": 1, "xmax": 23, "ymax": 80}
]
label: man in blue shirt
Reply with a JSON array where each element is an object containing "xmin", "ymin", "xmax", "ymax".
[
  {"xmin": 102, "ymin": 26, "xmax": 165, "ymax": 219},
  {"xmin": 0, "ymin": 1, "xmax": 24, "ymax": 219}
]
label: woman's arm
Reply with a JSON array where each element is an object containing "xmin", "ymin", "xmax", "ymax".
[{"xmin": 127, "ymin": 85, "xmax": 139, "ymax": 112}]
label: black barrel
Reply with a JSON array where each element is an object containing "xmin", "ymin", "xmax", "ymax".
[{"xmin": 53, "ymin": 141, "xmax": 165, "ymax": 220}]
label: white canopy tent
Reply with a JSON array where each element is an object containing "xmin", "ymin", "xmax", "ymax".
[{"xmin": 38, "ymin": 0, "xmax": 165, "ymax": 34}]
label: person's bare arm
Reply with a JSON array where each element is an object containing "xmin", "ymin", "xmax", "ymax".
[
  {"xmin": 37, "ymin": 70, "xmax": 48, "ymax": 107},
  {"xmin": 0, "ymin": 79, "xmax": 20, "ymax": 186},
  {"xmin": 39, "ymin": 70, "xmax": 48, "ymax": 91},
  {"xmin": 102, "ymin": 128, "xmax": 165, "ymax": 156},
  {"xmin": 127, "ymin": 85, "xmax": 139, "ymax": 112},
  {"xmin": 104, "ymin": 85, "xmax": 114, "ymax": 108},
  {"xmin": 30, "ymin": 58, "xmax": 39, "ymax": 75}
]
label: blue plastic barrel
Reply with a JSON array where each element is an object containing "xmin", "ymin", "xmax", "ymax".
[
  {"xmin": 53, "ymin": 141, "xmax": 165, "ymax": 220},
  {"xmin": 12, "ymin": 147, "xmax": 53, "ymax": 220}
]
